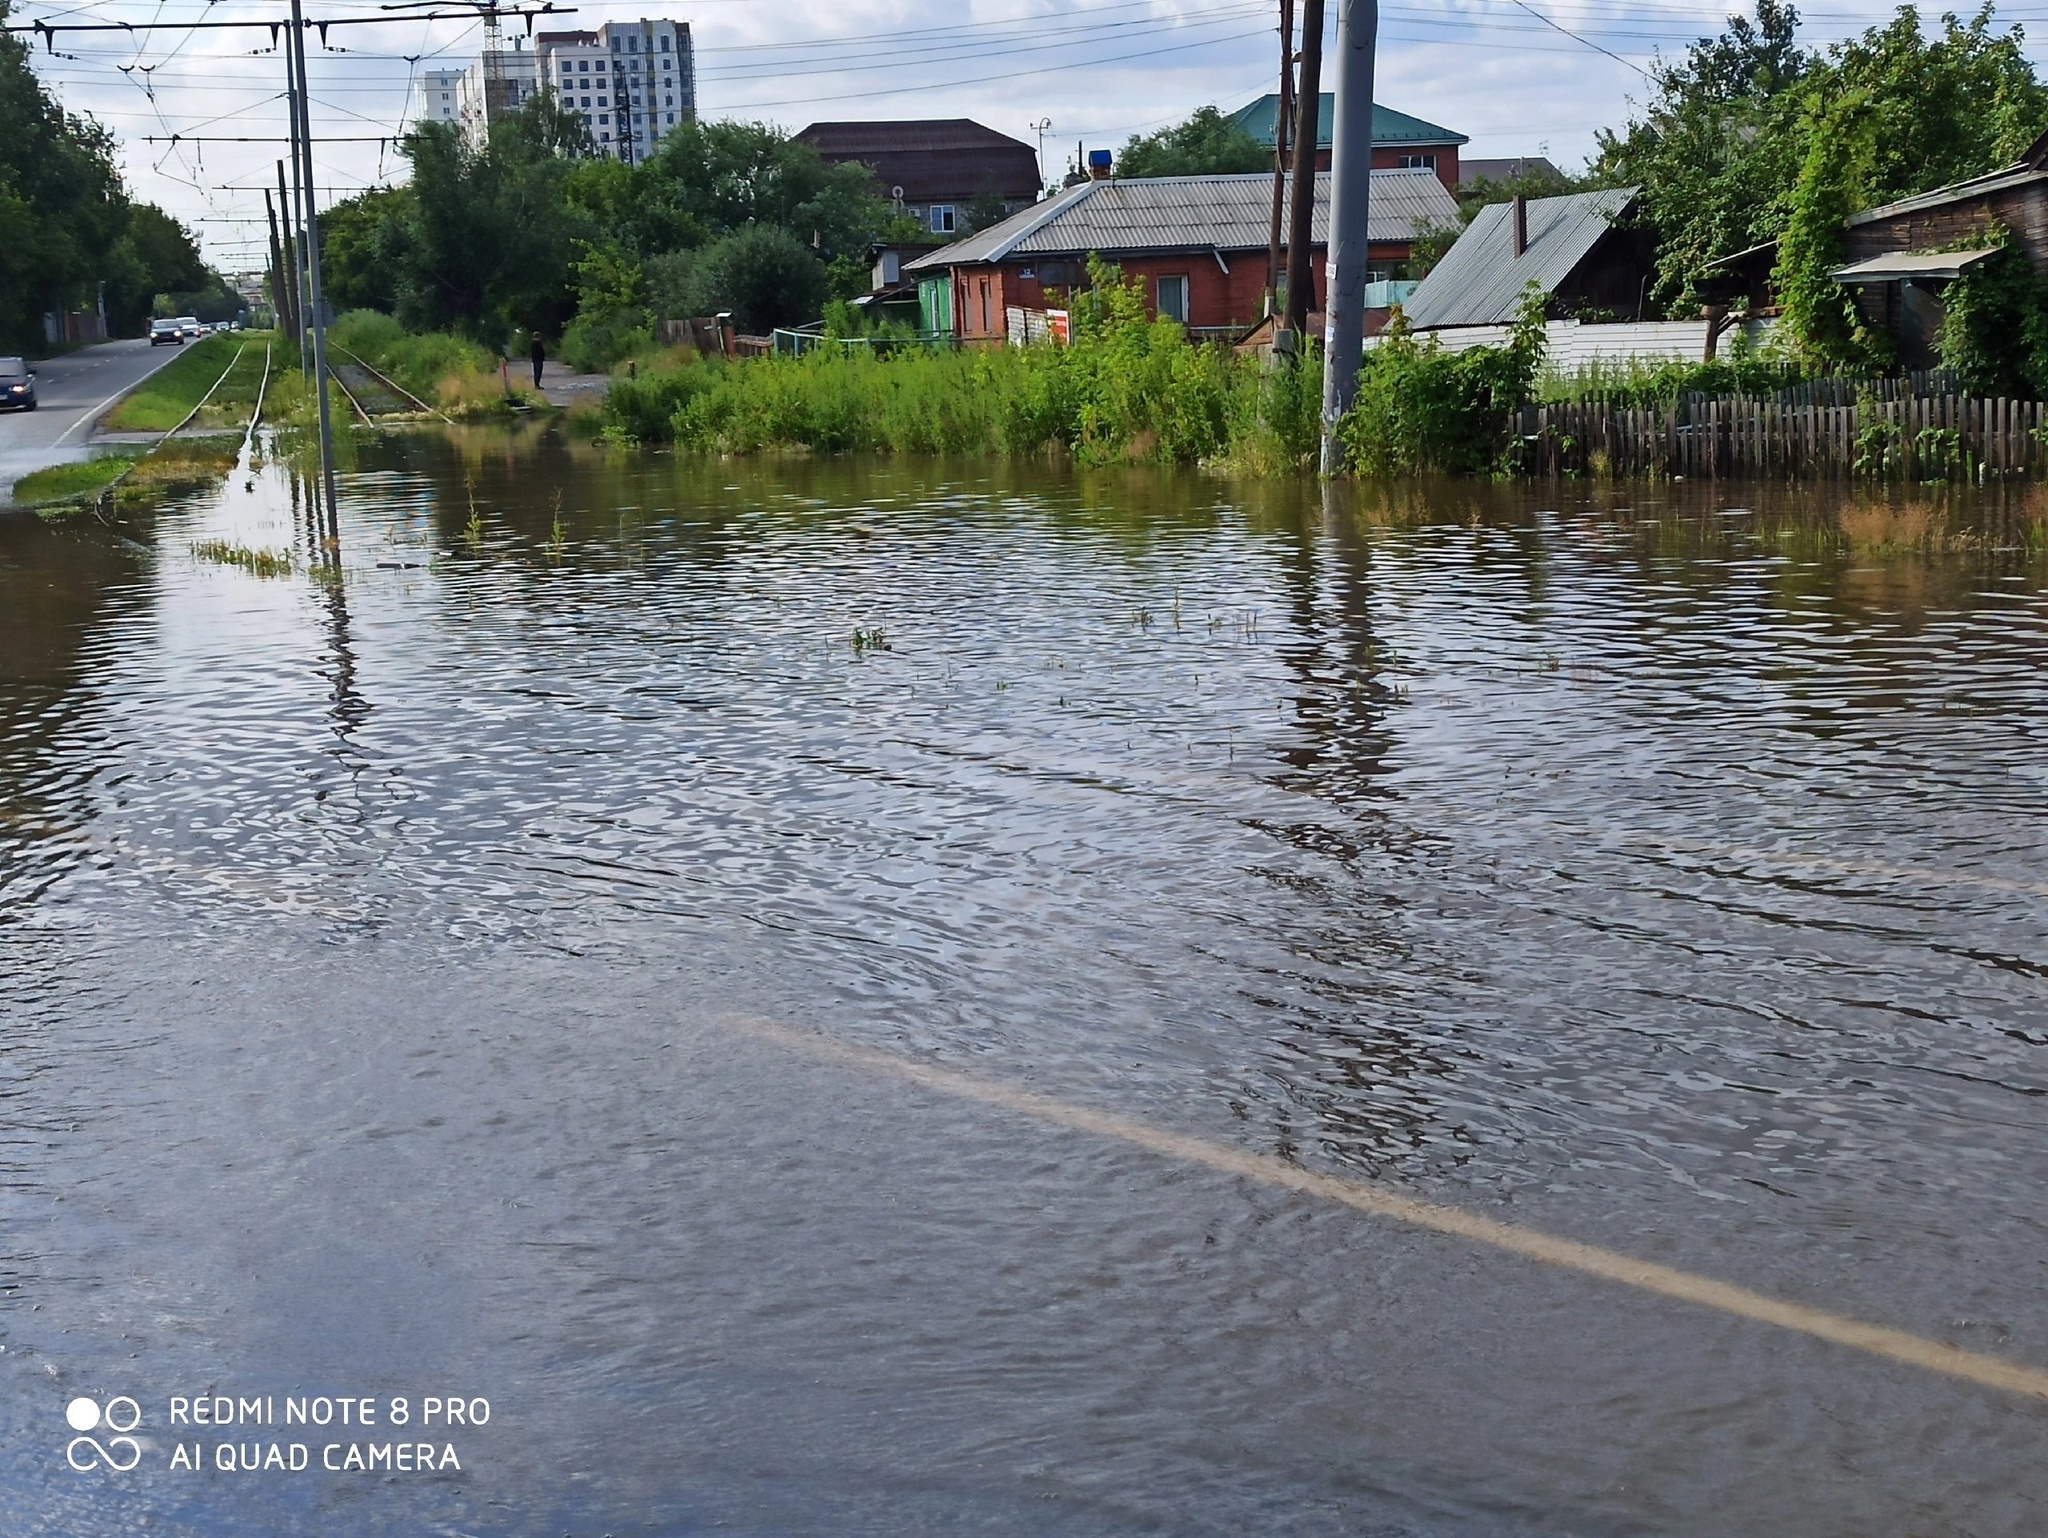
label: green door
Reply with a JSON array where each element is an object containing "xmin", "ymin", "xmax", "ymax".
[{"xmin": 919, "ymin": 276, "xmax": 954, "ymax": 338}]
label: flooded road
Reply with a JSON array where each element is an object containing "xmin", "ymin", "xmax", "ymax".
[{"xmin": 2, "ymin": 427, "xmax": 2046, "ymax": 1534}]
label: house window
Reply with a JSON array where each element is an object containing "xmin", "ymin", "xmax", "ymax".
[
  {"xmin": 1397, "ymin": 153, "xmax": 1437, "ymax": 171},
  {"xmin": 598, "ymin": 113, "xmax": 608, "ymax": 125},
  {"xmin": 930, "ymin": 205, "xmax": 956, "ymax": 234},
  {"xmin": 660, "ymin": 35, "xmax": 670, "ymax": 51},
  {"xmin": 1156, "ymin": 273, "xmax": 1190, "ymax": 324}
]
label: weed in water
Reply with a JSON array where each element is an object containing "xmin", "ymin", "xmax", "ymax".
[
  {"xmin": 852, "ymin": 627, "xmax": 891, "ymax": 654},
  {"xmin": 192, "ymin": 539, "xmax": 293, "ymax": 578},
  {"xmin": 463, "ymin": 481, "xmax": 486, "ymax": 547}
]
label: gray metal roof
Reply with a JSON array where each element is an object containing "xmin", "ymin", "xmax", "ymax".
[
  {"xmin": 1400, "ymin": 186, "xmax": 1637, "ymax": 329},
  {"xmin": 1832, "ymin": 248, "xmax": 2001, "ymax": 282},
  {"xmin": 905, "ymin": 169, "xmax": 1458, "ymax": 271},
  {"xmin": 1846, "ymin": 163, "xmax": 2048, "ymax": 226}
]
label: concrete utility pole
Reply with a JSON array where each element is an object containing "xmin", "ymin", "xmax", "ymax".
[
  {"xmin": 283, "ymin": 42, "xmax": 313, "ymax": 373},
  {"xmin": 1264, "ymin": 0, "xmax": 1294, "ymax": 314},
  {"xmin": 1282, "ymin": 0, "xmax": 1325, "ymax": 341},
  {"xmin": 1320, "ymin": 0, "xmax": 1379, "ymax": 474},
  {"xmin": 290, "ymin": 0, "xmax": 341, "ymax": 529},
  {"xmin": 263, "ymin": 189, "xmax": 288, "ymax": 335}
]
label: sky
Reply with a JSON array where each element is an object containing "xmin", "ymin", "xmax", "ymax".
[{"xmin": 15, "ymin": 0, "xmax": 2048, "ymax": 269}]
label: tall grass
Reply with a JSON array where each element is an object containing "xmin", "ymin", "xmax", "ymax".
[
  {"xmin": 105, "ymin": 333, "xmax": 243, "ymax": 431},
  {"xmin": 327, "ymin": 311, "xmax": 530, "ymax": 415},
  {"xmin": 603, "ymin": 263, "xmax": 1322, "ymax": 471}
]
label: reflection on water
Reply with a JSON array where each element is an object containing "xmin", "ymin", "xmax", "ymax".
[{"xmin": 3, "ymin": 427, "xmax": 2047, "ymax": 1536}]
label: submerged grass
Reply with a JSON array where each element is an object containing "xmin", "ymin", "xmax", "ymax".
[
  {"xmin": 328, "ymin": 311, "xmax": 538, "ymax": 417},
  {"xmin": 105, "ymin": 333, "xmax": 242, "ymax": 431},
  {"xmin": 191, "ymin": 538, "xmax": 292, "ymax": 577}
]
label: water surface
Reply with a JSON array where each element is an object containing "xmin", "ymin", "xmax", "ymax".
[{"xmin": 3, "ymin": 428, "xmax": 2046, "ymax": 1534}]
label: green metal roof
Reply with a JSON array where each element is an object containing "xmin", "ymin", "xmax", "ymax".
[{"xmin": 1227, "ymin": 94, "xmax": 1468, "ymax": 150}]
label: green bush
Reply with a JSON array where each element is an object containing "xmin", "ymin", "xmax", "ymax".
[{"xmin": 1336, "ymin": 291, "xmax": 1547, "ymax": 475}]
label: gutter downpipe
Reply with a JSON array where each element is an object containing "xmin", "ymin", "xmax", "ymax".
[{"xmin": 1319, "ymin": 0, "xmax": 1377, "ymax": 475}]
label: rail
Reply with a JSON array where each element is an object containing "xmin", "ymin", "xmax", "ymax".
[{"xmin": 330, "ymin": 344, "xmax": 453, "ymax": 424}]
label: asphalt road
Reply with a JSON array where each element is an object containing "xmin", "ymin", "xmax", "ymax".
[{"xmin": 0, "ymin": 337, "xmax": 185, "ymax": 504}]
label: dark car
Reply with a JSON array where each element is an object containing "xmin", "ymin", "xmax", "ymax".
[
  {"xmin": 0, "ymin": 356, "xmax": 35, "ymax": 411},
  {"xmin": 149, "ymin": 318, "xmax": 185, "ymax": 346}
]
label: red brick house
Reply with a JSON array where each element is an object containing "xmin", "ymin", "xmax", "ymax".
[
  {"xmin": 904, "ymin": 168, "xmax": 1458, "ymax": 343},
  {"xmin": 1225, "ymin": 96, "xmax": 1467, "ymax": 188}
]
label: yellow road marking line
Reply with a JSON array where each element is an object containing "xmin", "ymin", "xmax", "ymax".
[{"xmin": 738, "ymin": 1017, "xmax": 2048, "ymax": 1403}]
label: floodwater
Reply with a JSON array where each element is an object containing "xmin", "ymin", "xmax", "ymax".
[{"xmin": 2, "ymin": 425, "xmax": 2047, "ymax": 1535}]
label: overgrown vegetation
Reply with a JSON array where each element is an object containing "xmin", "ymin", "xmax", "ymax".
[
  {"xmin": 1114, "ymin": 105, "xmax": 1269, "ymax": 179},
  {"xmin": 103, "ymin": 334, "xmax": 243, "ymax": 431},
  {"xmin": 327, "ymin": 310, "xmax": 533, "ymax": 415},
  {"xmin": 1592, "ymin": 0, "xmax": 2048, "ymax": 317},
  {"xmin": 191, "ymin": 539, "xmax": 292, "ymax": 577},
  {"xmin": 1335, "ymin": 292, "xmax": 1548, "ymax": 476},
  {"xmin": 604, "ymin": 258, "xmax": 1322, "ymax": 470},
  {"xmin": 1934, "ymin": 230, "xmax": 2048, "ymax": 397},
  {"xmin": 9, "ymin": 454, "xmax": 137, "ymax": 506}
]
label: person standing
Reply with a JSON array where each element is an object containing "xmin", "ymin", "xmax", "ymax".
[{"xmin": 530, "ymin": 334, "xmax": 546, "ymax": 389}]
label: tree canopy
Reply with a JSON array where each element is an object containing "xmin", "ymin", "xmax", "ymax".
[
  {"xmin": 1115, "ymin": 106, "xmax": 1270, "ymax": 179},
  {"xmin": 1592, "ymin": 1, "xmax": 2048, "ymax": 309},
  {"xmin": 0, "ymin": 0, "xmax": 217, "ymax": 349}
]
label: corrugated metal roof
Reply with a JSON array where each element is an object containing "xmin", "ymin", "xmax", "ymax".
[
  {"xmin": 1832, "ymin": 248, "xmax": 2001, "ymax": 281},
  {"xmin": 1227, "ymin": 95, "xmax": 1468, "ymax": 150},
  {"xmin": 1399, "ymin": 186, "xmax": 1637, "ymax": 329},
  {"xmin": 1845, "ymin": 163, "xmax": 2048, "ymax": 225},
  {"xmin": 905, "ymin": 169, "xmax": 1458, "ymax": 271}
]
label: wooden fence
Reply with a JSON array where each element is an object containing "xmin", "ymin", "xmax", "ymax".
[{"xmin": 1516, "ymin": 387, "xmax": 2048, "ymax": 479}]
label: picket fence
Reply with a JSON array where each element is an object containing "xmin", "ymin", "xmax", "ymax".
[{"xmin": 1516, "ymin": 387, "xmax": 2047, "ymax": 479}]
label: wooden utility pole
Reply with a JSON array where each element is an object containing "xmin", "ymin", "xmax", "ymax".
[
  {"xmin": 1264, "ymin": 0, "xmax": 1295, "ymax": 315},
  {"xmin": 262, "ymin": 188, "xmax": 290, "ymax": 336},
  {"xmin": 1282, "ymin": 0, "xmax": 1326, "ymax": 341},
  {"xmin": 274, "ymin": 163, "xmax": 301, "ymax": 347}
]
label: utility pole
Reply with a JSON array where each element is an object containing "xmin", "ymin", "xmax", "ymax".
[
  {"xmin": 1282, "ymin": 0, "xmax": 1325, "ymax": 342},
  {"xmin": 290, "ymin": 0, "xmax": 341, "ymax": 529},
  {"xmin": 275, "ymin": 162, "xmax": 303, "ymax": 353},
  {"xmin": 283, "ymin": 35, "xmax": 312, "ymax": 373},
  {"xmin": 1265, "ymin": 0, "xmax": 1294, "ymax": 316},
  {"xmin": 263, "ymin": 189, "xmax": 287, "ymax": 335},
  {"xmin": 1320, "ymin": 0, "xmax": 1378, "ymax": 474}
]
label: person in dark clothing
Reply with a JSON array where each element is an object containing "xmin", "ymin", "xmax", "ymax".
[{"xmin": 530, "ymin": 335, "xmax": 546, "ymax": 389}]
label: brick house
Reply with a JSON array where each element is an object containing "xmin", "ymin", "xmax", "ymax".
[
  {"xmin": 1225, "ymin": 95, "xmax": 1466, "ymax": 189},
  {"xmin": 904, "ymin": 168, "xmax": 1458, "ymax": 342},
  {"xmin": 794, "ymin": 119, "xmax": 1043, "ymax": 238}
]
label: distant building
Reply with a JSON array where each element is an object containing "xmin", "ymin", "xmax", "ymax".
[
  {"xmin": 1398, "ymin": 187, "xmax": 1654, "ymax": 330},
  {"xmin": 455, "ymin": 41, "xmax": 538, "ymax": 147},
  {"xmin": 794, "ymin": 120, "xmax": 1041, "ymax": 237},
  {"xmin": 906, "ymin": 167, "xmax": 1457, "ymax": 342},
  {"xmin": 537, "ymin": 20, "xmax": 697, "ymax": 163},
  {"xmin": 409, "ymin": 67, "xmax": 464, "ymax": 129},
  {"xmin": 1459, "ymin": 156, "xmax": 1563, "ymax": 189},
  {"xmin": 1226, "ymin": 95, "xmax": 1467, "ymax": 189}
]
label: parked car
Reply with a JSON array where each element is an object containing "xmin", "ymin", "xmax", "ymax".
[
  {"xmin": 0, "ymin": 356, "xmax": 37, "ymax": 411},
  {"xmin": 149, "ymin": 319, "xmax": 185, "ymax": 346}
]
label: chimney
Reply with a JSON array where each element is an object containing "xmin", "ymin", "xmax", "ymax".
[
  {"xmin": 1512, "ymin": 194, "xmax": 1528, "ymax": 258},
  {"xmin": 1088, "ymin": 148, "xmax": 1114, "ymax": 181}
]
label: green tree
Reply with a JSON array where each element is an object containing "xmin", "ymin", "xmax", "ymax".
[
  {"xmin": 1115, "ymin": 106, "xmax": 1269, "ymax": 178},
  {"xmin": 1592, "ymin": 1, "xmax": 2048, "ymax": 311},
  {"xmin": 321, "ymin": 186, "xmax": 408, "ymax": 314},
  {"xmin": 647, "ymin": 225, "xmax": 827, "ymax": 334},
  {"xmin": 1772, "ymin": 97, "xmax": 1878, "ymax": 366}
]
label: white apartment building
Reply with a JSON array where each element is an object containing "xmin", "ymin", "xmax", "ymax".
[
  {"xmin": 456, "ymin": 40, "xmax": 540, "ymax": 146},
  {"xmin": 536, "ymin": 20, "xmax": 696, "ymax": 163},
  {"xmin": 409, "ymin": 66, "xmax": 464, "ymax": 128}
]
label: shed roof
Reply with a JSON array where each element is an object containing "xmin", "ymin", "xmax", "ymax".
[
  {"xmin": 904, "ymin": 168, "xmax": 1457, "ymax": 270},
  {"xmin": 1832, "ymin": 248, "xmax": 2001, "ymax": 282},
  {"xmin": 1399, "ymin": 186, "xmax": 1638, "ymax": 328},
  {"xmin": 793, "ymin": 118, "xmax": 1041, "ymax": 204},
  {"xmin": 1845, "ymin": 163, "xmax": 2048, "ymax": 226},
  {"xmin": 1228, "ymin": 94, "xmax": 1467, "ymax": 151}
]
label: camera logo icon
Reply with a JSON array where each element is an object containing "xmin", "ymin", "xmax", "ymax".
[{"xmin": 65, "ymin": 1396, "xmax": 142, "ymax": 1472}]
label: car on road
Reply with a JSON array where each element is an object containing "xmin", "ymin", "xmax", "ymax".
[
  {"xmin": 150, "ymin": 319, "xmax": 185, "ymax": 346},
  {"xmin": 0, "ymin": 357, "xmax": 37, "ymax": 411},
  {"xmin": 176, "ymin": 316, "xmax": 204, "ymax": 340}
]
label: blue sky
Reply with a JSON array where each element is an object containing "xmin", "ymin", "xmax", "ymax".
[{"xmin": 19, "ymin": 0, "xmax": 2048, "ymax": 267}]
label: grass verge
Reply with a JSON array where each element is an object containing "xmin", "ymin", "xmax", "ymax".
[
  {"xmin": 104, "ymin": 333, "xmax": 242, "ymax": 431},
  {"xmin": 11, "ymin": 454, "xmax": 140, "ymax": 507}
]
